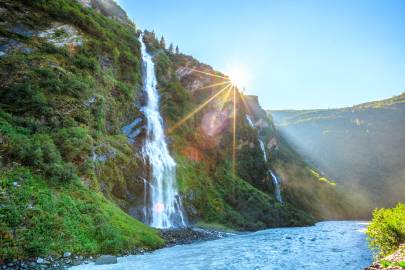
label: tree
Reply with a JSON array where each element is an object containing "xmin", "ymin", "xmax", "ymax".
[
  {"xmin": 175, "ymin": 45, "xmax": 179, "ymax": 54},
  {"xmin": 159, "ymin": 36, "xmax": 166, "ymax": 49},
  {"xmin": 168, "ymin": 43, "xmax": 174, "ymax": 53}
]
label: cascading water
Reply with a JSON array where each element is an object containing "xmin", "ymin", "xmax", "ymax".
[
  {"xmin": 269, "ymin": 170, "xmax": 283, "ymax": 203},
  {"xmin": 138, "ymin": 35, "xmax": 187, "ymax": 228},
  {"xmin": 258, "ymin": 139, "xmax": 268, "ymax": 163},
  {"xmin": 257, "ymin": 137, "xmax": 283, "ymax": 203},
  {"xmin": 245, "ymin": 114, "xmax": 255, "ymax": 128}
]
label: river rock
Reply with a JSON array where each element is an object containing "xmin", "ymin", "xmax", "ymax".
[
  {"xmin": 95, "ymin": 255, "xmax": 117, "ymax": 265},
  {"xmin": 63, "ymin": 252, "xmax": 72, "ymax": 258}
]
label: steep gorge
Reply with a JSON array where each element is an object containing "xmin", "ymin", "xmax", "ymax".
[{"xmin": 271, "ymin": 93, "xmax": 405, "ymax": 215}]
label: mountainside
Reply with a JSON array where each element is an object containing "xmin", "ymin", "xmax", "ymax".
[
  {"xmin": 1, "ymin": 0, "xmax": 355, "ymax": 262},
  {"xmin": 270, "ymin": 93, "xmax": 405, "ymax": 215}
]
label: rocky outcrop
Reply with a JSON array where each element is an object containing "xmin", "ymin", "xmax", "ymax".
[
  {"xmin": 77, "ymin": 0, "xmax": 130, "ymax": 24},
  {"xmin": 365, "ymin": 245, "xmax": 405, "ymax": 270}
]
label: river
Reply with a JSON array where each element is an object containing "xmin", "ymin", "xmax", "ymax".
[{"xmin": 71, "ymin": 221, "xmax": 372, "ymax": 270}]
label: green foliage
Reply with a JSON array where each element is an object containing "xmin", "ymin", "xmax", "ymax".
[
  {"xmin": 160, "ymin": 81, "xmax": 192, "ymax": 122},
  {"xmin": 177, "ymin": 157, "xmax": 314, "ymax": 230},
  {"xmin": 0, "ymin": 114, "xmax": 77, "ymax": 183},
  {"xmin": 366, "ymin": 203, "xmax": 405, "ymax": 257},
  {"xmin": 0, "ymin": 167, "xmax": 163, "ymax": 260},
  {"xmin": 53, "ymin": 127, "xmax": 93, "ymax": 162},
  {"xmin": 380, "ymin": 260, "xmax": 405, "ymax": 268},
  {"xmin": 236, "ymin": 144, "xmax": 269, "ymax": 191}
]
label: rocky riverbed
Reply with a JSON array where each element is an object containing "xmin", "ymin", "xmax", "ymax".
[
  {"xmin": 0, "ymin": 227, "xmax": 230, "ymax": 270},
  {"xmin": 365, "ymin": 245, "xmax": 405, "ymax": 270}
]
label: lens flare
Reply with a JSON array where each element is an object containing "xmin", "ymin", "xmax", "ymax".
[{"xmin": 168, "ymin": 67, "xmax": 252, "ymax": 178}]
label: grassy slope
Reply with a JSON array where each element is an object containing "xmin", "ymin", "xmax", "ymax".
[
  {"xmin": 0, "ymin": 0, "xmax": 163, "ymax": 261},
  {"xmin": 0, "ymin": 167, "xmax": 163, "ymax": 260}
]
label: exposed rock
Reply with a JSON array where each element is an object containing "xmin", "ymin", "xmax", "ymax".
[
  {"xmin": 63, "ymin": 252, "xmax": 72, "ymax": 258},
  {"xmin": 38, "ymin": 23, "xmax": 83, "ymax": 48},
  {"xmin": 160, "ymin": 227, "xmax": 232, "ymax": 246},
  {"xmin": 365, "ymin": 245, "xmax": 405, "ymax": 270},
  {"xmin": 0, "ymin": 39, "xmax": 32, "ymax": 57},
  {"xmin": 77, "ymin": 0, "xmax": 130, "ymax": 24},
  {"xmin": 95, "ymin": 255, "xmax": 117, "ymax": 265}
]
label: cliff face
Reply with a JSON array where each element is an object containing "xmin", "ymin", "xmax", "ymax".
[
  {"xmin": 0, "ymin": 0, "xmax": 354, "ymax": 261},
  {"xmin": 271, "ymin": 93, "xmax": 405, "ymax": 215}
]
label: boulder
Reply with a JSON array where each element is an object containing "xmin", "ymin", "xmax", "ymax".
[{"xmin": 95, "ymin": 255, "xmax": 117, "ymax": 265}]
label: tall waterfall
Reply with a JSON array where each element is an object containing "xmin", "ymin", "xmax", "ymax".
[
  {"xmin": 269, "ymin": 170, "xmax": 283, "ymax": 203},
  {"xmin": 139, "ymin": 36, "xmax": 186, "ymax": 228},
  {"xmin": 257, "ymin": 137, "xmax": 283, "ymax": 203},
  {"xmin": 258, "ymin": 139, "xmax": 268, "ymax": 163}
]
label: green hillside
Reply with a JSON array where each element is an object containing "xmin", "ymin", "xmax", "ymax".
[{"xmin": 270, "ymin": 93, "xmax": 405, "ymax": 215}]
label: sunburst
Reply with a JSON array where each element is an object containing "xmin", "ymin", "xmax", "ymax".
[{"xmin": 168, "ymin": 67, "xmax": 249, "ymax": 176}]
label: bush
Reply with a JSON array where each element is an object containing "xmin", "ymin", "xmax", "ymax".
[
  {"xmin": 53, "ymin": 127, "xmax": 93, "ymax": 162},
  {"xmin": 366, "ymin": 203, "xmax": 405, "ymax": 257}
]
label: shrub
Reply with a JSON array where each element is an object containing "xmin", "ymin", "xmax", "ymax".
[
  {"xmin": 53, "ymin": 127, "xmax": 92, "ymax": 162},
  {"xmin": 366, "ymin": 203, "xmax": 405, "ymax": 257}
]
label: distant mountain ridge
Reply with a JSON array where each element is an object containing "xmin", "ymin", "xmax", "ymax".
[{"xmin": 270, "ymin": 93, "xmax": 405, "ymax": 214}]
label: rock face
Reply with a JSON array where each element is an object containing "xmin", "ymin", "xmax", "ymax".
[
  {"xmin": 77, "ymin": 0, "xmax": 130, "ymax": 23},
  {"xmin": 38, "ymin": 23, "xmax": 83, "ymax": 49},
  {"xmin": 365, "ymin": 245, "xmax": 405, "ymax": 270}
]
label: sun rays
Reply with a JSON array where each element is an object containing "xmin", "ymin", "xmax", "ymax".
[{"xmin": 168, "ymin": 67, "xmax": 249, "ymax": 176}]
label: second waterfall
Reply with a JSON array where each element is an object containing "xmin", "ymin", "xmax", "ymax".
[{"xmin": 139, "ymin": 35, "xmax": 187, "ymax": 229}]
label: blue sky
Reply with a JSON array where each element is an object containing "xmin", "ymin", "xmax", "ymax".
[{"xmin": 120, "ymin": 0, "xmax": 405, "ymax": 110}]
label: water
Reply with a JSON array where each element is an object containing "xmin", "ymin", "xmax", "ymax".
[
  {"xmin": 270, "ymin": 170, "xmax": 283, "ymax": 203},
  {"xmin": 71, "ymin": 221, "xmax": 372, "ymax": 270},
  {"xmin": 138, "ymin": 36, "xmax": 186, "ymax": 228},
  {"xmin": 258, "ymin": 139, "xmax": 268, "ymax": 163},
  {"xmin": 257, "ymin": 136, "xmax": 283, "ymax": 203},
  {"xmin": 245, "ymin": 114, "xmax": 255, "ymax": 128}
]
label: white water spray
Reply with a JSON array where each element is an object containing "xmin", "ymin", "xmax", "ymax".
[
  {"xmin": 138, "ymin": 35, "xmax": 186, "ymax": 228},
  {"xmin": 258, "ymin": 139, "xmax": 268, "ymax": 163},
  {"xmin": 269, "ymin": 170, "xmax": 283, "ymax": 203},
  {"xmin": 257, "ymin": 137, "xmax": 283, "ymax": 203},
  {"xmin": 245, "ymin": 114, "xmax": 255, "ymax": 128}
]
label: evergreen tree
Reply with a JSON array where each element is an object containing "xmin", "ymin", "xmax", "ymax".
[
  {"xmin": 175, "ymin": 45, "xmax": 179, "ymax": 54},
  {"xmin": 168, "ymin": 43, "xmax": 174, "ymax": 53},
  {"xmin": 159, "ymin": 36, "xmax": 166, "ymax": 49}
]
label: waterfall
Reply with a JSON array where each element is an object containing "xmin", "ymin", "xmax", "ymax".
[
  {"xmin": 245, "ymin": 114, "xmax": 255, "ymax": 128},
  {"xmin": 257, "ymin": 137, "xmax": 283, "ymax": 203},
  {"xmin": 258, "ymin": 139, "xmax": 268, "ymax": 163},
  {"xmin": 269, "ymin": 170, "xmax": 283, "ymax": 203},
  {"xmin": 138, "ymin": 35, "xmax": 187, "ymax": 228}
]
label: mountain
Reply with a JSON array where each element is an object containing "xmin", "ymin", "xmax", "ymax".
[
  {"xmin": 270, "ymin": 93, "xmax": 405, "ymax": 215},
  {"xmin": 0, "ymin": 0, "xmax": 355, "ymax": 261}
]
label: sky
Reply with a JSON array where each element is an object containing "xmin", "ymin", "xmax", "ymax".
[{"xmin": 119, "ymin": 0, "xmax": 405, "ymax": 110}]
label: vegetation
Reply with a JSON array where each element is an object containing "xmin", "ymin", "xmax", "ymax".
[
  {"xmin": 0, "ymin": 0, "xmax": 360, "ymax": 262},
  {"xmin": 366, "ymin": 203, "xmax": 405, "ymax": 257},
  {"xmin": 0, "ymin": 0, "xmax": 163, "ymax": 261},
  {"xmin": 176, "ymin": 157, "xmax": 313, "ymax": 230},
  {"xmin": 271, "ymin": 93, "xmax": 405, "ymax": 216},
  {"xmin": 0, "ymin": 167, "xmax": 163, "ymax": 260}
]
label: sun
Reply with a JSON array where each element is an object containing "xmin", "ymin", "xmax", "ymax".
[{"xmin": 228, "ymin": 67, "xmax": 248, "ymax": 91}]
